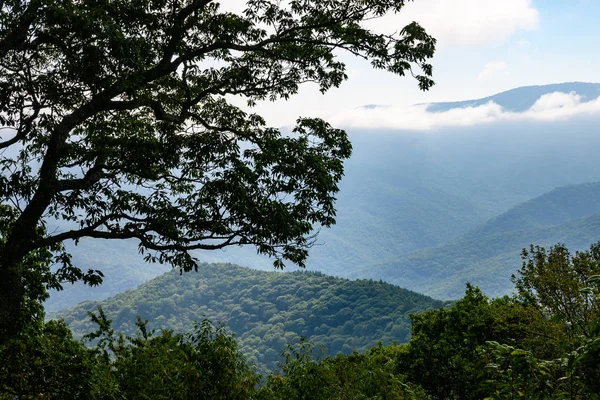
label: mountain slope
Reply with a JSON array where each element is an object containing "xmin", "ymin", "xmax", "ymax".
[
  {"xmin": 53, "ymin": 263, "xmax": 444, "ymax": 372},
  {"xmin": 359, "ymin": 182, "xmax": 600, "ymax": 299},
  {"xmin": 312, "ymin": 115, "xmax": 600, "ymax": 278},
  {"xmin": 464, "ymin": 181, "xmax": 600, "ymax": 239}
]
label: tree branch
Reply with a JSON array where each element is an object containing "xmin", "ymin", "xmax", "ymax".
[
  {"xmin": 0, "ymin": 127, "xmax": 24, "ymax": 149},
  {"xmin": 37, "ymin": 225, "xmax": 242, "ymax": 252},
  {"xmin": 56, "ymin": 161, "xmax": 107, "ymax": 192},
  {"xmin": 0, "ymin": 0, "xmax": 43, "ymax": 58}
]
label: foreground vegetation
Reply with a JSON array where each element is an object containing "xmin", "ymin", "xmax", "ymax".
[{"xmin": 3, "ymin": 242, "xmax": 600, "ymax": 399}]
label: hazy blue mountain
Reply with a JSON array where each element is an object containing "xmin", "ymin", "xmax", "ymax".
[
  {"xmin": 358, "ymin": 182, "xmax": 600, "ymax": 299},
  {"xmin": 464, "ymin": 181, "xmax": 600, "ymax": 239},
  {"xmin": 425, "ymin": 82, "xmax": 600, "ymax": 112},
  {"xmin": 308, "ymin": 114, "xmax": 600, "ymax": 276},
  {"xmin": 48, "ymin": 239, "xmax": 168, "ymax": 312},
  {"xmin": 46, "ymin": 83, "xmax": 600, "ymax": 311},
  {"xmin": 52, "ymin": 263, "xmax": 444, "ymax": 372}
]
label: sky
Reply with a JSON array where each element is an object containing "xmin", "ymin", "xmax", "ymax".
[{"xmin": 224, "ymin": 0, "xmax": 600, "ymax": 129}]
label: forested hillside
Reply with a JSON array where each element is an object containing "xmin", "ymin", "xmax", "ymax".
[
  {"xmin": 52, "ymin": 179, "xmax": 600, "ymax": 314},
  {"xmin": 53, "ymin": 263, "xmax": 444, "ymax": 371},
  {"xmin": 363, "ymin": 181, "xmax": 600, "ymax": 298}
]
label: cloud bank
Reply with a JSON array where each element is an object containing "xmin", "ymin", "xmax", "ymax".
[
  {"xmin": 365, "ymin": 0, "xmax": 539, "ymax": 46},
  {"xmin": 328, "ymin": 92, "xmax": 600, "ymax": 131}
]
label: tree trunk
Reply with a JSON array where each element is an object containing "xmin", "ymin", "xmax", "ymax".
[{"xmin": 0, "ymin": 258, "xmax": 24, "ymax": 345}]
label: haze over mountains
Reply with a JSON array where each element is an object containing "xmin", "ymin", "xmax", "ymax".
[
  {"xmin": 359, "ymin": 182, "xmax": 600, "ymax": 299},
  {"xmin": 47, "ymin": 82, "xmax": 600, "ymax": 311}
]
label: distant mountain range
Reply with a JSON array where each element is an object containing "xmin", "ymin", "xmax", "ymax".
[
  {"xmin": 46, "ymin": 82, "xmax": 600, "ymax": 311},
  {"xmin": 464, "ymin": 182, "xmax": 600, "ymax": 239},
  {"xmin": 52, "ymin": 263, "xmax": 444, "ymax": 372},
  {"xmin": 425, "ymin": 82, "xmax": 600, "ymax": 113},
  {"xmin": 360, "ymin": 82, "xmax": 600, "ymax": 112}
]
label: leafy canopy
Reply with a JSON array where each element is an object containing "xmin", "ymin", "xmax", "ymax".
[
  {"xmin": 514, "ymin": 243, "xmax": 600, "ymax": 336},
  {"xmin": 0, "ymin": 0, "xmax": 434, "ymax": 267},
  {"xmin": 0, "ymin": 0, "xmax": 435, "ymax": 340}
]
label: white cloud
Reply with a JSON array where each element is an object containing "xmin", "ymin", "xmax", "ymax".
[
  {"xmin": 364, "ymin": 0, "xmax": 539, "ymax": 46},
  {"xmin": 477, "ymin": 61, "xmax": 508, "ymax": 81},
  {"xmin": 327, "ymin": 92, "xmax": 600, "ymax": 131},
  {"xmin": 214, "ymin": 1, "xmax": 539, "ymax": 47},
  {"xmin": 529, "ymin": 91, "xmax": 582, "ymax": 112}
]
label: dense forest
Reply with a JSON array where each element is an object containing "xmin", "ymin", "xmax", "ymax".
[
  {"xmin": 4, "ymin": 242, "xmax": 600, "ymax": 399},
  {"xmin": 54, "ymin": 264, "xmax": 444, "ymax": 371}
]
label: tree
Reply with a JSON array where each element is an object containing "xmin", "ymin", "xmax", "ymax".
[
  {"xmin": 398, "ymin": 285, "xmax": 561, "ymax": 400},
  {"xmin": 0, "ymin": 206, "xmax": 99, "ymax": 399},
  {"xmin": 258, "ymin": 340, "xmax": 430, "ymax": 400},
  {"xmin": 513, "ymin": 243, "xmax": 600, "ymax": 338},
  {"xmin": 0, "ymin": 319, "xmax": 96, "ymax": 399},
  {"xmin": 85, "ymin": 311, "xmax": 260, "ymax": 400},
  {"xmin": 0, "ymin": 0, "xmax": 436, "ymax": 342},
  {"xmin": 480, "ymin": 243, "xmax": 600, "ymax": 399}
]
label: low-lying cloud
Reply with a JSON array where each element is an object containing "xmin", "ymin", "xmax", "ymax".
[{"xmin": 328, "ymin": 92, "xmax": 600, "ymax": 131}]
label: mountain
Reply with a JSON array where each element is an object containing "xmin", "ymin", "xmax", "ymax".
[
  {"xmin": 358, "ymin": 182, "xmax": 600, "ymax": 299},
  {"xmin": 46, "ymin": 82, "xmax": 600, "ymax": 311},
  {"xmin": 47, "ymin": 239, "xmax": 168, "ymax": 312},
  {"xmin": 464, "ymin": 182, "xmax": 600, "ymax": 239},
  {"xmin": 52, "ymin": 263, "xmax": 444, "ymax": 372},
  {"xmin": 425, "ymin": 82, "xmax": 600, "ymax": 112}
]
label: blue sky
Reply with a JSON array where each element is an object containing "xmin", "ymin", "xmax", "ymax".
[{"xmin": 234, "ymin": 0, "xmax": 600, "ymax": 127}]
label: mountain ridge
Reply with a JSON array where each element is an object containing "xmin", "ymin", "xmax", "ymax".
[
  {"xmin": 360, "ymin": 181, "xmax": 600, "ymax": 299},
  {"xmin": 359, "ymin": 82, "xmax": 600, "ymax": 112},
  {"xmin": 464, "ymin": 181, "xmax": 600, "ymax": 239},
  {"xmin": 426, "ymin": 82, "xmax": 600, "ymax": 112}
]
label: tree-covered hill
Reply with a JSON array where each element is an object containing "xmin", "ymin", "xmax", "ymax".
[
  {"xmin": 361, "ymin": 181, "xmax": 600, "ymax": 299},
  {"xmin": 52, "ymin": 263, "xmax": 444, "ymax": 372}
]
